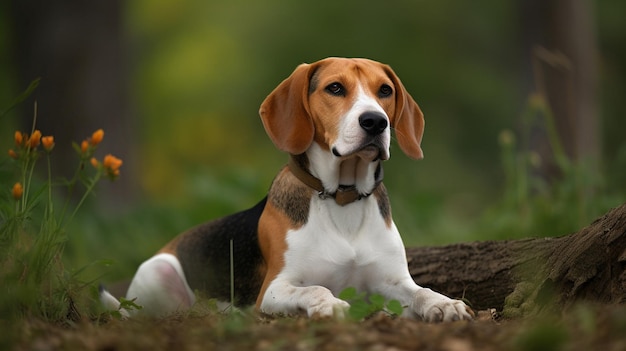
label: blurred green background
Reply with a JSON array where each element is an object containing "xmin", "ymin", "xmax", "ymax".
[{"xmin": 1, "ymin": 0, "xmax": 625, "ymax": 281}]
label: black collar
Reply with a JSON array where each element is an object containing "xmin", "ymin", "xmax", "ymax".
[{"xmin": 287, "ymin": 155, "xmax": 384, "ymax": 206}]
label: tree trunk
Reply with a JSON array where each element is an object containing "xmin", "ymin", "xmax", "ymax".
[
  {"xmin": 519, "ymin": 0, "xmax": 600, "ymax": 181},
  {"xmin": 9, "ymin": 0, "xmax": 138, "ymax": 211},
  {"xmin": 406, "ymin": 203, "xmax": 626, "ymax": 315}
]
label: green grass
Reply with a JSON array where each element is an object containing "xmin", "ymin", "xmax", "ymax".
[
  {"xmin": 0, "ymin": 110, "xmax": 125, "ymax": 322},
  {"xmin": 470, "ymin": 93, "xmax": 622, "ymax": 241}
]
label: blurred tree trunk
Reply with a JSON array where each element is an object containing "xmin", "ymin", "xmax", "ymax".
[
  {"xmin": 519, "ymin": 0, "xmax": 599, "ymax": 180},
  {"xmin": 9, "ymin": 0, "xmax": 137, "ymax": 210},
  {"xmin": 407, "ymin": 203, "xmax": 626, "ymax": 314}
]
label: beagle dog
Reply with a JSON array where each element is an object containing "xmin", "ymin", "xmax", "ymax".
[{"xmin": 101, "ymin": 57, "xmax": 473, "ymax": 322}]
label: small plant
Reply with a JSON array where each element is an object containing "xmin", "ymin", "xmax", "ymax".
[
  {"xmin": 477, "ymin": 92, "xmax": 621, "ymax": 240},
  {"xmin": 106, "ymin": 297, "xmax": 143, "ymax": 320},
  {"xmin": 339, "ymin": 287, "xmax": 404, "ymax": 321},
  {"xmin": 0, "ymin": 104, "xmax": 123, "ymax": 321}
]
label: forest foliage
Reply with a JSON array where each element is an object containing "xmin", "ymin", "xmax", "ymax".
[{"xmin": 0, "ymin": 0, "xmax": 625, "ymax": 294}]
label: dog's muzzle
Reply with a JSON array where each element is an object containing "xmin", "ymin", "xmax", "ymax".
[{"xmin": 332, "ymin": 111, "xmax": 390, "ymax": 160}]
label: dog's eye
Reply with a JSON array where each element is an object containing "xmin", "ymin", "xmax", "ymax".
[
  {"xmin": 378, "ymin": 84, "xmax": 393, "ymax": 98},
  {"xmin": 325, "ymin": 83, "xmax": 345, "ymax": 96}
]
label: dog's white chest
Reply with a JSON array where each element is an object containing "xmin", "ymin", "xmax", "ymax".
[{"xmin": 281, "ymin": 196, "xmax": 401, "ymax": 294}]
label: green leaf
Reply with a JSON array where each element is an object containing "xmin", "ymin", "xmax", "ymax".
[
  {"xmin": 347, "ymin": 299, "xmax": 371, "ymax": 320},
  {"xmin": 386, "ymin": 299, "xmax": 404, "ymax": 316},
  {"xmin": 119, "ymin": 297, "xmax": 143, "ymax": 311},
  {"xmin": 71, "ymin": 141, "xmax": 82, "ymax": 155},
  {"xmin": 110, "ymin": 310, "xmax": 124, "ymax": 320},
  {"xmin": 369, "ymin": 294, "xmax": 386, "ymax": 309},
  {"xmin": 339, "ymin": 287, "xmax": 405, "ymax": 320},
  {"xmin": 0, "ymin": 78, "xmax": 40, "ymax": 119},
  {"xmin": 339, "ymin": 287, "xmax": 358, "ymax": 301}
]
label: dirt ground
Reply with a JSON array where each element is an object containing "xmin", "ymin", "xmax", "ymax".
[{"xmin": 6, "ymin": 304, "xmax": 626, "ymax": 351}]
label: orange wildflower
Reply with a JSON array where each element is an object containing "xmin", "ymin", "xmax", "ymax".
[
  {"xmin": 12, "ymin": 182, "xmax": 23, "ymax": 200},
  {"xmin": 81, "ymin": 140, "xmax": 89, "ymax": 154},
  {"xmin": 103, "ymin": 154, "xmax": 123, "ymax": 170},
  {"xmin": 90, "ymin": 157, "xmax": 100, "ymax": 169},
  {"xmin": 103, "ymin": 154, "xmax": 123, "ymax": 178},
  {"xmin": 14, "ymin": 131, "xmax": 23, "ymax": 146},
  {"xmin": 42, "ymin": 136, "xmax": 55, "ymax": 152},
  {"xmin": 28, "ymin": 130, "xmax": 42, "ymax": 148},
  {"xmin": 90, "ymin": 129, "xmax": 104, "ymax": 146},
  {"xmin": 8, "ymin": 149, "xmax": 18, "ymax": 159}
]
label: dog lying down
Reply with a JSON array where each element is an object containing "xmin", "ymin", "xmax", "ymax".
[{"xmin": 101, "ymin": 57, "xmax": 474, "ymax": 322}]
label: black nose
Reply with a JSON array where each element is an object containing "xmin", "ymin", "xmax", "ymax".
[{"xmin": 359, "ymin": 112, "xmax": 388, "ymax": 136}]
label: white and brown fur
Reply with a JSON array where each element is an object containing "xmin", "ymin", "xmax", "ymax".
[{"xmin": 101, "ymin": 57, "xmax": 473, "ymax": 322}]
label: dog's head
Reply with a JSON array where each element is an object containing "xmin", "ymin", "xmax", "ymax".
[{"xmin": 259, "ymin": 57, "xmax": 425, "ymax": 161}]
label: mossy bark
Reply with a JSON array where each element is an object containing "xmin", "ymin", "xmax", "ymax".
[{"xmin": 406, "ymin": 203, "xmax": 626, "ymax": 314}]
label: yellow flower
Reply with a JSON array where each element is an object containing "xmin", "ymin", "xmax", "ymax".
[
  {"xmin": 90, "ymin": 129, "xmax": 104, "ymax": 146},
  {"xmin": 12, "ymin": 182, "xmax": 23, "ymax": 200},
  {"xmin": 81, "ymin": 140, "xmax": 89, "ymax": 154},
  {"xmin": 14, "ymin": 131, "xmax": 23, "ymax": 146},
  {"xmin": 42, "ymin": 136, "xmax": 55, "ymax": 152},
  {"xmin": 28, "ymin": 130, "xmax": 42, "ymax": 148},
  {"xmin": 8, "ymin": 149, "xmax": 18, "ymax": 159}
]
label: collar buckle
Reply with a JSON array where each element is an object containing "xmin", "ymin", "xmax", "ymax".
[
  {"xmin": 318, "ymin": 191, "xmax": 331, "ymax": 200},
  {"xmin": 288, "ymin": 155, "xmax": 383, "ymax": 206}
]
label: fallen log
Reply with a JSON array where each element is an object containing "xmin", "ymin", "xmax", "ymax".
[{"xmin": 406, "ymin": 203, "xmax": 626, "ymax": 315}]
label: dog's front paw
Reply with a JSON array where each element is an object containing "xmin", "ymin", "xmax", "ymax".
[
  {"xmin": 414, "ymin": 288, "xmax": 474, "ymax": 322},
  {"xmin": 307, "ymin": 296, "xmax": 350, "ymax": 319}
]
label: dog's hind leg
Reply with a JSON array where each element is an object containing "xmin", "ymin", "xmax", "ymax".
[{"xmin": 125, "ymin": 253, "xmax": 196, "ymax": 317}]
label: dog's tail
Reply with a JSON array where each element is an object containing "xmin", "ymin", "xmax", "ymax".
[{"xmin": 99, "ymin": 284, "xmax": 130, "ymax": 319}]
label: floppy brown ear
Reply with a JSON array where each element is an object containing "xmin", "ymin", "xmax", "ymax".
[
  {"xmin": 259, "ymin": 63, "xmax": 315, "ymax": 155},
  {"xmin": 385, "ymin": 66, "xmax": 425, "ymax": 160}
]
